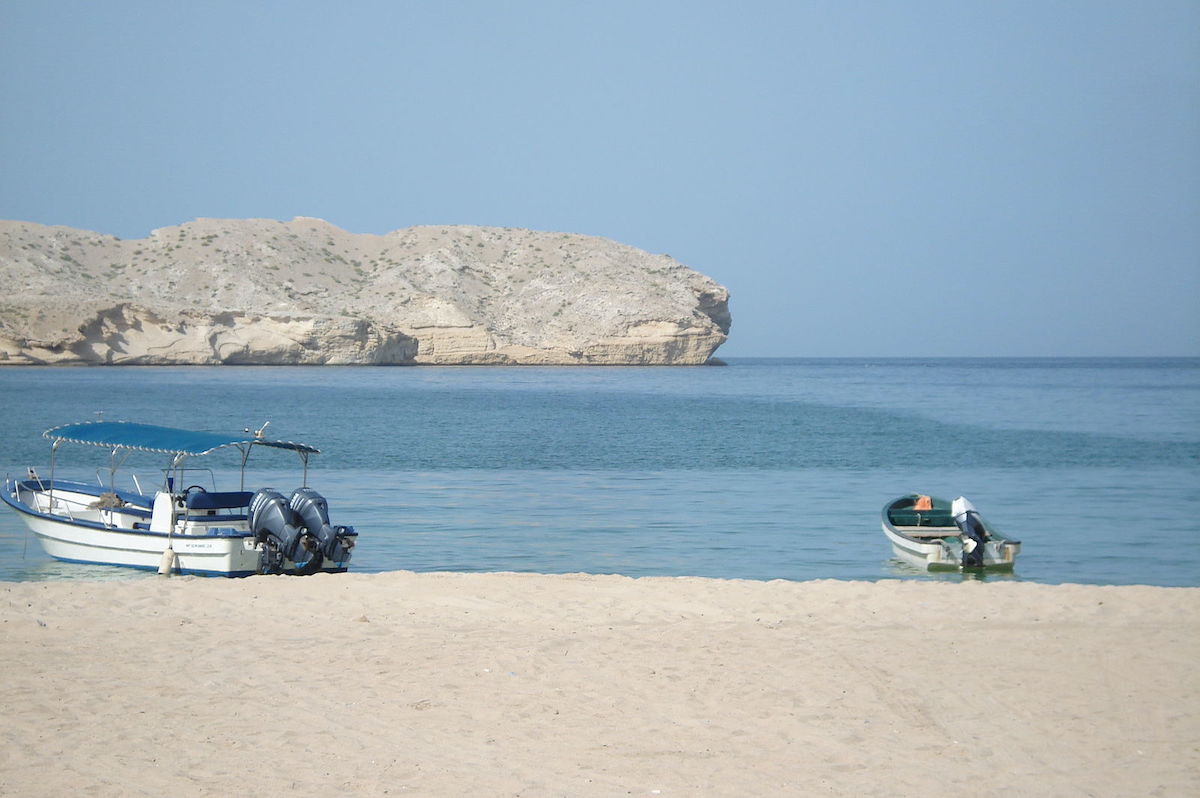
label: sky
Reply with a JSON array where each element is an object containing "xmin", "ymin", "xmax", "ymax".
[{"xmin": 1, "ymin": 0, "xmax": 1197, "ymax": 357}]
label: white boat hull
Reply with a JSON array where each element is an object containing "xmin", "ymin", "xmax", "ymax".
[
  {"xmin": 4, "ymin": 478, "xmax": 351, "ymax": 577},
  {"xmin": 20, "ymin": 509, "xmax": 261, "ymax": 576}
]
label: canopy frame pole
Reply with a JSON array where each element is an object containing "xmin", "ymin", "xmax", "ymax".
[
  {"xmin": 239, "ymin": 444, "xmax": 252, "ymax": 492},
  {"xmin": 106, "ymin": 446, "xmax": 133, "ymax": 493},
  {"xmin": 47, "ymin": 439, "xmax": 60, "ymax": 511},
  {"xmin": 168, "ymin": 452, "xmax": 186, "ymax": 494}
]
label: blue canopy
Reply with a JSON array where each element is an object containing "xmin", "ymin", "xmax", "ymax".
[{"xmin": 43, "ymin": 421, "xmax": 320, "ymax": 457}]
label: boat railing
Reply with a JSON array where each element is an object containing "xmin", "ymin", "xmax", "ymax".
[
  {"xmin": 21, "ymin": 479, "xmax": 143, "ymax": 527},
  {"xmin": 92, "ymin": 468, "xmax": 155, "ymax": 500},
  {"xmin": 27, "ymin": 468, "xmax": 50, "ymax": 495},
  {"xmin": 25, "ymin": 481, "xmax": 79, "ymax": 523}
]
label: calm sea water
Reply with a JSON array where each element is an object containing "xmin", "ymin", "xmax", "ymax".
[{"xmin": 1, "ymin": 359, "xmax": 1196, "ymax": 586}]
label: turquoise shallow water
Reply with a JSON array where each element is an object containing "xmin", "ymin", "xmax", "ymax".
[{"xmin": 1, "ymin": 358, "xmax": 1197, "ymax": 585}]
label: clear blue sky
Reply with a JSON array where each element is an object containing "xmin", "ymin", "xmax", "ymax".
[{"xmin": 2, "ymin": 1, "xmax": 1197, "ymax": 356}]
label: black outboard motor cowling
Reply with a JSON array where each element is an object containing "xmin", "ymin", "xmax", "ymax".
[
  {"xmin": 250, "ymin": 489, "xmax": 320, "ymax": 574},
  {"xmin": 289, "ymin": 488, "xmax": 354, "ymax": 564}
]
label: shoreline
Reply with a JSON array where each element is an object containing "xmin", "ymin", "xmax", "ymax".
[{"xmin": 2, "ymin": 572, "xmax": 1196, "ymax": 797}]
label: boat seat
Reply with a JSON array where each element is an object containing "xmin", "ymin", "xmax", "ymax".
[
  {"xmin": 890, "ymin": 510, "xmax": 955, "ymax": 527},
  {"xmin": 184, "ymin": 490, "xmax": 252, "ymax": 522},
  {"xmin": 185, "ymin": 490, "xmax": 253, "ymax": 511}
]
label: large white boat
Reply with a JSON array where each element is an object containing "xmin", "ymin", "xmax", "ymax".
[
  {"xmin": 2, "ymin": 421, "xmax": 357, "ymax": 577},
  {"xmin": 881, "ymin": 494, "xmax": 1020, "ymax": 571}
]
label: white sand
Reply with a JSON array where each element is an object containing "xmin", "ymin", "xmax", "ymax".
[{"xmin": 1, "ymin": 573, "xmax": 1196, "ymax": 797}]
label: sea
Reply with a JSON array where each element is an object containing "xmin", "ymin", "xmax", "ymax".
[{"xmin": 0, "ymin": 358, "xmax": 1197, "ymax": 586}]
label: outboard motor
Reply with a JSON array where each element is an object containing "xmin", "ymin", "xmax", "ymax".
[
  {"xmin": 249, "ymin": 489, "xmax": 320, "ymax": 574},
  {"xmin": 952, "ymin": 496, "xmax": 988, "ymax": 568},
  {"xmin": 289, "ymin": 488, "xmax": 355, "ymax": 565}
]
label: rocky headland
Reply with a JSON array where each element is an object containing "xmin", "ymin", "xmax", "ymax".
[{"xmin": 0, "ymin": 218, "xmax": 730, "ymax": 365}]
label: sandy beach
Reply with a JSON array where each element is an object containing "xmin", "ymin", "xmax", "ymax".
[{"xmin": 1, "ymin": 573, "xmax": 1196, "ymax": 797}]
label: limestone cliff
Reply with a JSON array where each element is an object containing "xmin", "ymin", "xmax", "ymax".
[{"xmin": 0, "ymin": 218, "xmax": 730, "ymax": 365}]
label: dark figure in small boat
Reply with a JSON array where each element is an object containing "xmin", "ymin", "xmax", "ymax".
[{"xmin": 952, "ymin": 496, "xmax": 988, "ymax": 568}]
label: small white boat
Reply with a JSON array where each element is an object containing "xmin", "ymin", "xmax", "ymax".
[
  {"xmin": 2, "ymin": 421, "xmax": 357, "ymax": 577},
  {"xmin": 881, "ymin": 494, "xmax": 1020, "ymax": 571}
]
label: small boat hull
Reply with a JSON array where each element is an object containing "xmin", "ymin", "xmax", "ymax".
[{"xmin": 881, "ymin": 494, "xmax": 1020, "ymax": 571}]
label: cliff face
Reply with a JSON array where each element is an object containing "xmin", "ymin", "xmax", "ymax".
[{"xmin": 0, "ymin": 218, "xmax": 730, "ymax": 365}]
